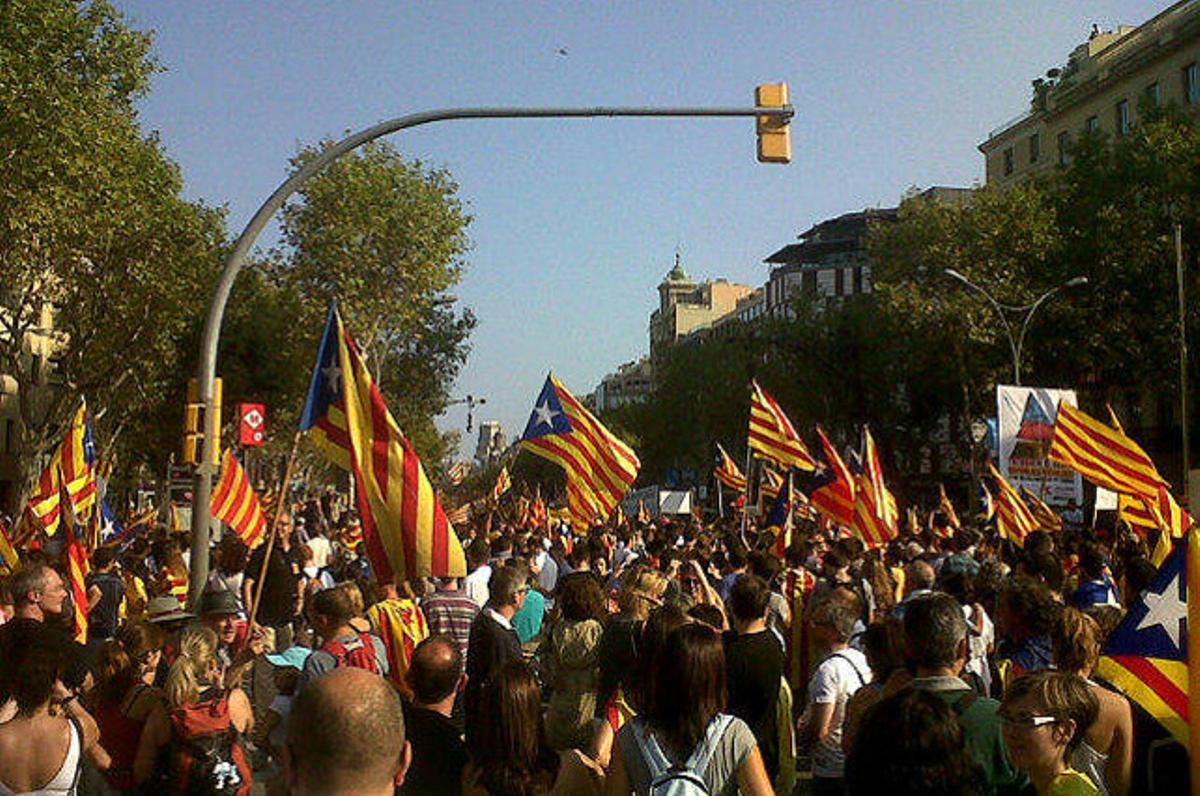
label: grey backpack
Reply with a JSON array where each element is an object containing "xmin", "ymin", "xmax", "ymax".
[{"xmin": 630, "ymin": 714, "xmax": 734, "ymax": 796}]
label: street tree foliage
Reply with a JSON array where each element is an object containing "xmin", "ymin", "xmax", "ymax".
[
  {"xmin": 623, "ymin": 109, "xmax": 1200, "ymax": 488},
  {"xmin": 272, "ymin": 139, "xmax": 476, "ymax": 471},
  {"xmin": 0, "ymin": 0, "xmax": 225, "ymax": 512}
]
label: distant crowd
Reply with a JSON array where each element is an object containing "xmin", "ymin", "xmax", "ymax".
[{"xmin": 0, "ymin": 492, "xmax": 1185, "ymax": 795}]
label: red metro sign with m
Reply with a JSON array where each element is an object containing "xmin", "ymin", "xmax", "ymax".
[{"xmin": 238, "ymin": 403, "xmax": 266, "ymax": 447}]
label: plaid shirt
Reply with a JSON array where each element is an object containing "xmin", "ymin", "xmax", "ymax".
[{"xmin": 421, "ymin": 587, "xmax": 480, "ymax": 658}]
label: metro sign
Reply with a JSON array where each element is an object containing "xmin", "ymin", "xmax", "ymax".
[{"xmin": 238, "ymin": 403, "xmax": 266, "ymax": 447}]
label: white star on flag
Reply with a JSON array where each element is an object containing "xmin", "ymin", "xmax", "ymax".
[
  {"xmin": 322, "ymin": 362, "xmax": 342, "ymax": 392},
  {"xmin": 533, "ymin": 400, "xmax": 559, "ymax": 429},
  {"xmin": 1135, "ymin": 573, "xmax": 1187, "ymax": 651}
]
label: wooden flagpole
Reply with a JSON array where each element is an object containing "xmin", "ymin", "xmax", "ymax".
[{"xmin": 247, "ymin": 432, "xmax": 303, "ymax": 630}]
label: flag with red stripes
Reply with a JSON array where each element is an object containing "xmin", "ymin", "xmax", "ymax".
[
  {"xmin": 26, "ymin": 400, "xmax": 98, "ymax": 535},
  {"xmin": 520, "ymin": 373, "xmax": 640, "ymax": 529},
  {"xmin": 491, "ymin": 466, "xmax": 512, "ymax": 502},
  {"xmin": 799, "ymin": 426, "xmax": 856, "ymax": 529},
  {"xmin": 713, "ymin": 443, "xmax": 746, "ymax": 492},
  {"xmin": 989, "ymin": 463, "xmax": 1038, "ymax": 547},
  {"xmin": 748, "ymin": 381, "xmax": 815, "ymax": 472},
  {"xmin": 300, "ymin": 303, "xmax": 466, "ymax": 582},
  {"xmin": 210, "ymin": 450, "xmax": 269, "ymax": 548},
  {"xmin": 1049, "ymin": 401, "xmax": 1168, "ymax": 502}
]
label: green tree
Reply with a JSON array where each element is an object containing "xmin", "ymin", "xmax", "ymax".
[
  {"xmin": 0, "ymin": 0, "xmax": 225, "ymax": 513},
  {"xmin": 274, "ymin": 140, "xmax": 475, "ymax": 469}
]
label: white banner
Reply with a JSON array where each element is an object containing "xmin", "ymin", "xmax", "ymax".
[{"xmin": 997, "ymin": 385, "xmax": 1083, "ymax": 507}]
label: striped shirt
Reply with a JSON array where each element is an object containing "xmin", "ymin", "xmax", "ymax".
[{"xmin": 421, "ymin": 587, "xmax": 480, "ymax": 658}]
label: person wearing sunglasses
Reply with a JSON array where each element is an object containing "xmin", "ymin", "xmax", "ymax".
[{"xmin": 999, "ymin": 671, "xmax": 1101, "ymax": 795}]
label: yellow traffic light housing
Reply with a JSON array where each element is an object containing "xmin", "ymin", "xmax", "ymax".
[
  {"xmin": 756, "ymin": 83, "xmax": 792, "ymax": 164},
  {"xmin": 182, "ymin": 377, "xmax": 222, "ymax": 466}
]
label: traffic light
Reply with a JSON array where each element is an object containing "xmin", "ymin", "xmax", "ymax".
[
  {"xmin": 182, "ymin": 377, "xmax": 222, "ymax": 466},
  {"xmin": 756, "ymin": 83, "xmax": 791, "ymax": 164},
  {"xmin": 183, "ymin": 379, "xmax": 202, "ymax": 465}
]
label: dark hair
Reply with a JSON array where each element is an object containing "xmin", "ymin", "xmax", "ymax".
[
  {"xmin": 93, "ymin": 546, "xmax": 116, "ymax": 570},
  {"xmin": 644, "ymin": 623, "xmax": 727, "ymax": 755},
  {"xmin": 467, "ymin": 538, "xmax": 491, "ymax": 568},
  {"xmin": 1001, "ymin": 576, "xmax": 1062, "ymax": 639},
  {"xmin": 488, "ymin": 563, "xmax": 528, "ymax": 608},
  {"xmin": 407, "ymin": 635, "xmax": 462, "ymax": 705},
  {"xmin": 309, "ymin": 585, "xmax": 356, "ymax": 626},
  {"xmin": 471, "ymin": 660, "xmax": 558, "ymax": 795},
  {"xmin": 747, "ymin": 550, "xmax": 780, "ymax": 582},
  {"xmin": 727, "ymin": 574, "xmax": 770, "ymax": 623},
  {"xmin": 96, "ymin": 622, "xmax": 165, "ymax": 704},
  {"xmin": 862, "ymin": 620, "xmax": 907, "ymax": 680},
  {"xmin": 903, "ymin": 593, "xmax": 968, "ymax": 670},
  {"xmin": 1124, "ymin": 557, "xmax": 1157, "ymax": 599},
  {"xmin": 631, "ymin": 604, "xmax": 690, "ymax": 712},
  {"xmin": 1079, "ymin": 544, "xmax": 1107, "ymax": 580},
  {"xmin": 687, "ymin": 603, "xmax": 725, "ymax": 630},
  {"xmin": 846, "ymin": 688, "xmax": 986, "ymax": 795},
  {"xmin": 0, "ymin": 620, "xmax": 66, "ymax": 716},
  {"xmin": 556, "ymin": 572, "xmax": 608, "ymax": 623}
]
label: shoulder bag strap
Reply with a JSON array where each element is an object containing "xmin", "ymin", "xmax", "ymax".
[
  {"xmin": 828, "ymin": 652, "xmax": 867, "ymax": 688},
  {"xmin": 685, "ymin": 714, "xmax": 735, "ymax": 776},
  {"xmin": 630, "ymin": 719, "xmax": 671, "ymax": 779}
]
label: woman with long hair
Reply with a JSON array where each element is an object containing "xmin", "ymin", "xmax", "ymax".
[
  {"xmin": 133, "ymin": 626, "xmax": 253, "ymax": 794},
  {"xmin": 0, "ymin": 619, "xmax": 107, "ymax": 795},
  {"xmin": 1051, "ymin": 607, "xmax": 1133, "ymax": 795},
  {"xmin": 463, "ymin": 659, "xmax": 602, "ymax": 795},
  {"xmin": 846, "ymin": 687, "xmax": 985, "ymax": 795},
  {"xmin": 606, "ymin": 623, "xmax": 773, "ymax": 796},
  {"xmin": 92, "ymin": 622, "xmax": 167, "ymax": 793},
  {"xmin": 542, "ymin": 573, "xmax": 609, "ymax": 751}
]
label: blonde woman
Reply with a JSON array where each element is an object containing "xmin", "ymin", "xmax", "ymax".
[
  {"xmin": 1051, "ymin": 608, "xmax": 1133, "ymax": 796},
  {"xmin": 134, "ymin": 627, "xmax": 253, "ymax": 794}
]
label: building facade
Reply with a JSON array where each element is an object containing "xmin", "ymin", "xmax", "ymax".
[
  {"xmin": 647, "ymin": 255, "xmax": 755, "ymax": 363},
  {"xmin": 593, "ymin": 357, "xmax": 654, "ymax": 413},
  {"xmin": 473, "ymin": 420, "xmax": 506, "ymax": 468},
  {"xmin": 980, "ymin": 2, "xmax": 1200, "ymax": 185}
]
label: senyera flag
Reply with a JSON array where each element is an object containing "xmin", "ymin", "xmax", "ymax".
[
  {"xmin": 210, "ymin": 450, "xmax": 268, "ymax": 548},
  {"xmin": 713, "ymin": 443, "xmax": 746, "ymax": 492},
  {"xmin": 748, "ymin": 381, "xmax": 816, "ymax": 472},
  {"xmin": 520, "ymin": 373, "xmax": 640, "ymax": 530},
  {"xmin": 300, "ymin": 303, "xmax": 466, "ymax": 581}
]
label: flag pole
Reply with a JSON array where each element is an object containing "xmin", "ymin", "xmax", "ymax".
[
  {"xmin": 247, "ymin": 432, "xmax": 302, "ymax": 630},
  {"xmin": 717, "ymin": 478, "xmax": 725, "ymax": 520},
  {"xmin": 740, "ymin": 440, "xmax": 753, "ymax": 539},
  {"xmin": 1188, "ymin": 525, "xmax": 1200, "ymax": 796}
]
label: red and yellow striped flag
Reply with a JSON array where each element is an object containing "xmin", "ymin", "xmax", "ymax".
[
  {"xmin": 1049, "ymin": 402, "xmax": 1168, "ymax": 502},
  {"xmin": 27, "ymin": 401, "xmax": 98, "ymax": 535},
  {"xmin": 938, "ymin": 483, "xmax": 961, "ymax": 531},
  {"xmin": 850, "ymin": 429, "xmax": 898, "ymax": 547},
  {"xmin": 748, "ymin": 381, "xmax": 816, "ymax": 472},
  {"xmin": 989, "ymin": 464, "xmax": 1038, "ymax": 547},
  {"xmin": 300, "ymin": 304, "xmax": 466, "ymax": 582},
  {"xmin": 520, "ymin": 373, "xmax": 640, "ymax": 530},
  {"xmin": 714, "ymin": 443, "xmax": 747, "ymax": 492},
  {"xmin": 1020, "ymin": 487, "xmax": 1064, "ymax": 532},
  {"xmin": 761, "ymin": 467, "xmax": 785, "ymax": 500},
  {"xmin": 491, "ymin": 466, "xmax": 512, "ymax": 502},
  {"xmin": 0, "ymin": 519, "xmax": 18, "ymax": 575},
  {"xmin": 210, "ymin": 450, "xmax": 268, "ymax": 548}
]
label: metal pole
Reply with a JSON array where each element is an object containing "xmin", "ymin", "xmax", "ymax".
[
  {"xmin": 187, "ymin": 102, "xmax": 793, "ymax": 607},
  {"xmin": 1177, "ymin": 220, "xmax": 1190, "ymax": 503}
]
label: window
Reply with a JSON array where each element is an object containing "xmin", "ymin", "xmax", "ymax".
[
  {"xmin": 1115, "ymin": 99, "xmax": 1131, "ymax": 136},
  {"xmin": 853, "ymin": 266, "xmax": 864, "ymax": 294},
  {"xmin": 1185, "ymin": 62, "xmax": 1199, "ymax": 105},
  {"xmin": 1003, "ymin": 147, "xmax": 1014, "ymax": 176},
  {"xmin": 1146, "ymin": 82, "xmax": 1160, "ymax": 107},
  {"xmin": 1086, "ymin": 115, "xmax": 1100, "ymax": 135},
  {"xmin": 834, "ymin": 267, "xmax": 845, "ymax": 296},
  {"xmin": 1057, "ymin": 131, "xmax": 1071, "ymax": 166},
  {"xmin": 1029, "ymin": 133, "xmax": 1040, "ymax": 163},
  {"xmin": 801, "ymin": 271, "xmax": 817, "ymax": 293}
]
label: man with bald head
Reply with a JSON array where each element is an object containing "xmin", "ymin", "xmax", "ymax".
[
  {"xmin": 401, "ymin": 634, "xmax": 468, "ymax": 795},
  {"xmin": 284, "ymin": 666, "xmax": 411, "ymax": 795},
  {"xmin": 892, "ymin": 559, "xmax": 937, "ymax": 620}
]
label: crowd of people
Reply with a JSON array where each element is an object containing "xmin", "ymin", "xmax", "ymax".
[{"xmin": 0, "ymin": 490, "xmax": 1185, "ymax": 795}]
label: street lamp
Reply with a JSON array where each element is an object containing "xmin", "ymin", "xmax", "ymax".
[
  {"xmin": 448, "ymin": 394, "xmax": 487, "ymax": 433},
  {"xmin": 944, "ymin": 269, "xmax": 1088, "ymax": 385}
]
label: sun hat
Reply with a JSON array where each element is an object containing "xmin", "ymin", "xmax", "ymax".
[{"xmin": 146, "ymin": 595, "xmax": 195, "ymax": 624}]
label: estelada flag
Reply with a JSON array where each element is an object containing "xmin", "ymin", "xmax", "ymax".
[
  {"xmin": 796, "ymin": 426, "xmax": 855, "ymax": 530},
  {"xmin": 300, "ymin": 303, "xmax": 466, "ymax": 581},
  {"xmin": 1096, "ymin": 536, "xmax": 1191, "ymax": 744},
  {"xmin": 210, "ymin": 450, "xmax": 268, "ymax": 548},
  {"xmin": 521, "ymin": 373, "xmax": 640, "ymax": 530}
]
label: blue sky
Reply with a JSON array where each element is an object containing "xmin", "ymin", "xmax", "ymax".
[{"xmin": 115, "ymin": 0, "xmax": 1162, "ymax": 458}]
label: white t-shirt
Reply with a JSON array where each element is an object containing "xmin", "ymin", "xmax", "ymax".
[
  {"xmin": 808, "ymin": 646, "xmax": 872, "ymax": 779},
  {"xmin": 306, "ymin": 535, "xmax": 332, "ymax": 570},
  {"xmin": 963, "ymin": 603, "xmax": 996, "ymax": 696},
  {"xmin": 465, "ymin": 564, "xmax": 492, "ymax": 608}
]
